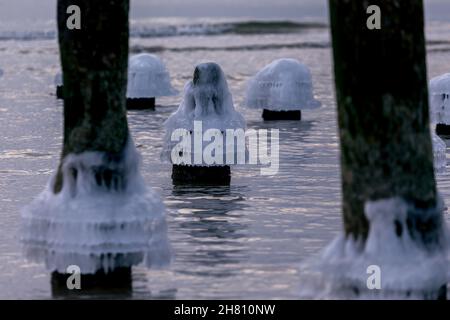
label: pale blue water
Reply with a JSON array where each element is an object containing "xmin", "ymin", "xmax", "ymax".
[{"xmin": 0, "ymin": 4, "xmax": 450, "ymax": 299}]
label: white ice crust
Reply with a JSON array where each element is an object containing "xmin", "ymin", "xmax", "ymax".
[
  {"xmin": 21, "ymin": 138, "xmax": 171, "ymax": 274},
  {"xmin": 161, "ymin": 62, "xmax": 246, "ymax": 166},
  {"xmin": 298, "ymin": 197, "xmax": 449, "ymax": 299},
  {"xmin": 127, "ymin": 53, "xmax": 178, "ymax": 99},
  {"xmin": 430, "ymin": 73, "xmax": 450, "ymax": 125},
  {"xmin": 245, "ymin": 58, "xmax": 321, "ymax": 111},
  {"xmin": 432, "ymin": 130, "xmax": 447, "ymax": 173}
]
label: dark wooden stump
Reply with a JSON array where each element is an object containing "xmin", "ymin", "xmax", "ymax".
[
  {"xmin": 262, "ymin": 109, "xmax": 301, "ymax": 121},
  {"xmin": 56, "ymin": 85, "xmax": 64, "ymax": 100},
  {"xmin": 126, "ymin": 97, "xmax": 156, "ymax": 110},
  {"xmin": 51, "ymin": 267, "xmax": 132, "ymax": 297},
  {"xmin": 172, "ymin": 165, "xmax": 231, "ymax": 185},
  {"xmin": 436, "ymin": 123, "xmax": 450, "ymax": 137}
]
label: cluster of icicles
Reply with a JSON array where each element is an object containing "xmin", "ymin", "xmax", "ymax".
[{"xmin": 21, "ymin": 138, "xmax": 171, "ymax": 274}]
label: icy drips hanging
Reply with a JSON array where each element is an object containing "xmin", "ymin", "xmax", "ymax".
[
  {"xmin": 127, "ymin": 53, "xmax": 178, "ymax": 99},
  {"xmin": 430, "ymin": 73, "xmax": 450, "ymax": 125},
  {"xmin": 432, "ymin": 130, "xmax": 446, "ymax": 173},
  {"xmin": 161, "ymin": 62, "xmax": 246, "ymax": 166},
  {"xmin": 21, "ymin": 138, "xmax": 171, "ymax": 274},
  {"xmin": 245, "ymin": 58, "xmax": 321, "ymax": 111},
  {"xmin": 298, "ymin": 197, "xmax": 449, "ymax": 299}
]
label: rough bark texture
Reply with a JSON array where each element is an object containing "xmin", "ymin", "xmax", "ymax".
[
  {"xmin": 54, "ymin": 0, "xmax": 130, "ymax": 193},
  {"xmin": 329, "ymin": 0, "xmax": 437, "ymax": 240}
]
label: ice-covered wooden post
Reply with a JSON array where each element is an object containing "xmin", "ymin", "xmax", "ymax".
[
  {"xmin": 55, "ymin": 0, "xmax": 129, "ymax": 177},
  {"xmin": 313, "ymin": 0, "xmax": 448, "ymax": 298},
  {"xmin": 22, "ymin": 0, "xmax": 170, "ymax": 295}
]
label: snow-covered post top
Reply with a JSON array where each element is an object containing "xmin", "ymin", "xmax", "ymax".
[
  {"xmin": 429, "ymin": 73, "xmax": 450, "ymax": 125},
  {"xmin": 245, "ymin": 58, "xmax": 321, "ymax": 111},
  {"xmin": 126, "ymin": 53, "xmax": 177, "ymax": 99},
  {"xmin": 161, "ymin": 62, "xmax": 246, "ymax": 166},
  {"xmin": 298, "ymin": 1, "xmax": 448, "ymax": 299}
]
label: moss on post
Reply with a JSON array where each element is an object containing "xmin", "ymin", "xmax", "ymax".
[
  {"xmin": 54, "ymin": 0, "xmax": 130, "ymax": 194},
  {"xmin": 329, "ymin": 0, "xmax": 436, "ymax": 241}
]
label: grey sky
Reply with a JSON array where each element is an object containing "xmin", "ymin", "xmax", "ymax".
[{"xmin": 0, "ymin": 0, "xmax": 449, "ymax": 22}]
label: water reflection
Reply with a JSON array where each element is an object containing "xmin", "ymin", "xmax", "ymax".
[{"xmin": 170, "ymin": 185, "xmax": 249, "ymax": 277}]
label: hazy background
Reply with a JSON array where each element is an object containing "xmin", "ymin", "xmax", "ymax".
[{"xmin": 0, "ymin": 0, "xmax": 449, "ymax": 22}]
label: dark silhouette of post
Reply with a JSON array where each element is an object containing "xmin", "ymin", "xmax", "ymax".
[
  {"xmin": 53, "ymin": 0, "xmax": 131, "ymax": 294},
  {"xmin": 329, "ymin": 1, "xmax": 437, "ymax": 240},
  {"xmin": 328, "ymin": 0, "xmax": 447, "ymax": 299},
  {"xmin": 54, "ymin": 0, "xmax": 130, "ymax": 194}
]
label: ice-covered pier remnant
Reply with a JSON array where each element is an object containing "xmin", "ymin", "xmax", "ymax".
[
  {"xmin": 432, "ymin": 130, "xmax": 447, "ymax": 173},
  {"xmin": 126, "ymin": 53, "xmax": 178, "ymax": 110},
  {"xmin": 21, "ymin": 138, "xmax": 170, "ymax": 275},
  {"xmin": 299, "ymin": 197, "xmax": 448, "ymax": 299},
  {"xmin": 162, "ymin": 62, "xmax": 246, "ymax": 185},
  {"xmin": 299, "ymin": 1, "xmax": 449, "ymax": 299},
  {"xmin": 22, "ymin": 0, "xmax": 171, "ymax": 294},
  {"xmin": 55, "ymin": 72, "xmax": 63, "ymax": 99},
  {"xmin": 430, "ymin": 73, "xmax": 450, "ymax": 136},
  {"xmin": 245, "ymin": 58, "xmax": 321, "ymax": 121}
]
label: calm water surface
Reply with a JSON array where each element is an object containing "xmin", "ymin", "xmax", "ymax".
[{"xmin": 0, "ymin": 20, "xmax": 450, "ymax": 299}]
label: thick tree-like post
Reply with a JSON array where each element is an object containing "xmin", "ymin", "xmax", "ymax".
[
  {"xmin": 22, "ymin": 0, "xmax": 170, "ymax": 296},
  {"xmin": 329, "ymin": 0, "xmax": 436, "ymax": 240},
  {"xmin": 322, "ymin": 0, "xmax": 448, "ymax": 298},
  {"xmin": 54, "ymin": 0, "xmax": 130, "ymax": 193}
]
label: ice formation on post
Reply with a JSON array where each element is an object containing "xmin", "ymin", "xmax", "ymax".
[
  {"xmin": 126, "ymin": 53, "xmax": 177, "ymax": 109},
  {"xmin": 21, "ymin": 138, "xmax": 171, "ymax": 274},
  {"xmin": 54, "ymin": 72, "xmax": 63, "ymax": 99},
  {"xmin": 432, "ymin": 130, "xmax": 446, "ymax": 173},
  {"xmin": 245, "ymin": 59, "xmax": 321, "ymax": 114},
  {"xmin": 430, "ymin": 73, "xmax": 450, "ymax": 135},
  {"xmin": 161, "ymin": 62, "xmax": 246, "ymax": 168},
  {"xmin": 298, "ymin": 197, "xmax": 449, "ymax": 299},
  {"xmin": 161, "ymin": 63, "xmax": 246, "ymax": 183}
]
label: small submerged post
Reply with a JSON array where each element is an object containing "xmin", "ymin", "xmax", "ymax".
[
  {"xmin": 55, "ymin": 72, "xmax": 63, "ymax": 99},
  {"xmin": 126, "ymin": 53, "xmax": 177, "ymax": 110},
  {"xmin": 429, "ymin": 74, "xmax": 450, "ymax": 137},
  {"xmin": 245, "ymin": 59, "xmax": 321, "ymax": 121},
  {"xmin": 21, "ymin": 0, "xmax": 170, "ymax": 296},
  {"xmin": 299, "ymin": 1, "xmax": 448, "ymax": 299}
]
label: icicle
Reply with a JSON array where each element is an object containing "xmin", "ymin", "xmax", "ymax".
[{"xmin": 21, "ymin": 138, "xmax": 171, "ymax": 274}]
